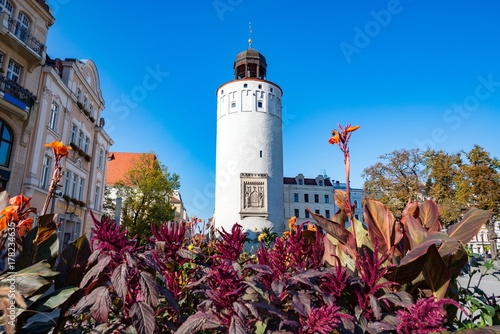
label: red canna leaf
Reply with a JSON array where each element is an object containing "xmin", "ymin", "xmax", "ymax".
[
  {"xmin": 422, "ymin": 244, "xmax": 451, "ymax": 300},
  {"xmin": 447, "ymin": 207, "xmax": 492, "ymax": 245},
  {"xmin": 420, "ymin": 200, "xmax": 441, "ymax": 233},
  {"xmin": 363, "ymin": 199, "xmax": 400, "ymax": 254}
]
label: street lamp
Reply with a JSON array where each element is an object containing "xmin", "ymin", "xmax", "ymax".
[{"xmin": 50, "ymin": 185, "xmax": 62, "ymax": 214}]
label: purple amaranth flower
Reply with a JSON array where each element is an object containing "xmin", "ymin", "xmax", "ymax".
[
  {"xmin": 299, "ymin": 305, "xmax": 353, "ymax": 334},
  {"xmin": 396, "ymin": 297, "xmax": 461, "ymax": 334},
  {"xmin": 214, "ymin": 223, "xmax": 247, "ymax": 262}
]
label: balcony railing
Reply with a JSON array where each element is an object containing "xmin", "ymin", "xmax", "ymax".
[
  {"xmin": 5, "ymin": 17, "xmax": 45, "ymax": 58},
  {"xmin": 0, "ymin": 75, "xmax": 36, "ymax": 108}
]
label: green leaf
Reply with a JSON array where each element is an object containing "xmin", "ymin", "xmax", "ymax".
[
  {"xmin": 55, "ymin": 234, "xmax": 91, "ymax": 290},
  {"xmin": 447, "ymin": 208, "xmax": 492, "ymax": 245},
  {"xmin": 15, "ymin": 214, "xmax": 59, "ymax": 271}
]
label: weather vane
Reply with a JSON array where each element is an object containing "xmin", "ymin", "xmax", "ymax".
[{"xmin": 248, "ymin": 21, "xmax": 253, "ymax": 48}]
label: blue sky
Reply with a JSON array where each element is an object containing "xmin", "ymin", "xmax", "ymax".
[{"xmin": 46, "ymin": 0, "xmax": 500, "ymax": 220}]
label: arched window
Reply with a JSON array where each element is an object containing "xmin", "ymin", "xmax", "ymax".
[{"xmin": 0, "ymin": 119, "xmax": 13, "ymax": 167}]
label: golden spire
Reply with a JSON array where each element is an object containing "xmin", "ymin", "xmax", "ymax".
[{"xmin": 248, "ymin": 21, "xmax": 253, "ymax": 48}]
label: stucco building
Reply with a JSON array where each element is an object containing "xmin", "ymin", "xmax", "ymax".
[
  {"xmin": 0, "ymin": 0, "xmax": 53, "ymax": 194},
  {"xmin": 284, "ymin": 173, "xmax": 364, "ymax": 226},
  {"xmin": 22, "ymin": 57, "xmax": 113, "ymax": 249}
]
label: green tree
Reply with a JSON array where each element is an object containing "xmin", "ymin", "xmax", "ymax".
[
  {"xmin": 362, "ymin": 148, "xmax": 425, "ymax": 216},
  {"xmin": 117, "ymin": 153, "xmax": 180, "ymax": 242},
  {"xmin": 455, "ymin": 145, "xmax": 500, "ymax": 259}
]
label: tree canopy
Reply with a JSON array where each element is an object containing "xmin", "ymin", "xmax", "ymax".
[
  {"xmin": 362, "ymin": 146, "xmax": 500, "ymax": 227},
  {"xmin": 107, "ymin": 153, "xmax": 180, "ymax": 242}
]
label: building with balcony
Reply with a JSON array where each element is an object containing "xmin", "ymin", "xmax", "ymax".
[
  {"xmin": 0, "ymin": 0, "xmax": 53, "ymax": 194},
  {"xmin": 284, "ymin": 173, "xmax": 364, "ymax": 226},
  {"xmin": 22, "ymin": 57, "xmax": 113, "ymax": 250}
]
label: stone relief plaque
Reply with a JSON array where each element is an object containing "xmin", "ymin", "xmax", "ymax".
[{"xmin": 240, "ymin": 173, "xmax": 268, "ymax": 219}]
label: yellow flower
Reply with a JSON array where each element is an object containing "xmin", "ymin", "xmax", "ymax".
[
  {"xmin": 328, "ymin": 130, "xmax": 340, "ymax": 145},
  {"xmin": 187, "ymin": 244, "xmax": 194, "ymax": 251},
  {"xmin": 307, "ymin": 224, "xmax": 317, "ymax": 232},
  {"xmin": 346, "ymin": 125, "xmax": 360, "ymax": 133},
  {"xmin": 44, "ymin": 141, "xmax": 71, "ymax": 157},
  {"xmin": 257, "ymin": 232, "xmax": 267, "ymax": 242},
  {"xmin": 288, "ymin": 216, "xmax": 297, "ymax": 230}
]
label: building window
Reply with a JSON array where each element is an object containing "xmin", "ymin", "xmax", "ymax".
[
  {"xmin": 355, "ymin": 214, "xmax": 359, "ymax": 220},
  {"xmin": 243, "ymin": 83, "xmax": 247, "ymax": 88},
  {"xmin": 83, "ymin": 96, "xmax": 88, "ymax": 110},
  {"xmin": 71, "ymin": 174, "xmax": 78, "ymax": 198},
  {"xmin": 0, "ymin": 0, "xmax": 13, "ymax": 16},
  {"xmin": 314, "ymin": 194, "xmax": 319, "ymax": 203},
  {"xmin": 94, "ymin": 185, "xmax": 100, "ymax": 210},
  {"xmin": 78, "ymin": 177, "xmax": 85, "ymax": 200},
  {"xmin": 76, "ymin": 88, "xmax": 81, "ymax": 101},
  {"xmin": 305, "ymin": 209, "xmax": 310, "ymax": 219},
  {"xmin": 231, "ymin": 101, "xmax": 236, "ymax": 108},
  {"xmin": 258, "ymin": 84, "xmax": 262, "ymax": 89},
  {"xmin": 63, "ymin": 170, "xmax": 71, "ymax": 195},
  {"xmin": 294, "ymin": 208, "xmax": 299, "ymax": 218},
  {"xmin": 324, "ymin": 194, "xmax": 329, "ymax": 203},
  {"xmin": 293, "ymin": 193, "xmax": 298, "ymax": 202},
  {"xmin": 40, "ymin": 154, "xmax": 52, "ymax": 190},
  {"xmin": 89, "ymin": 104, "xmax": 94, "ymax": 117},
  {"xmin": 257, "ymin": 101, "xmax": 263, "ymax": 108},
  {"xmin": 354, "ymin": 200, "xmax": 358, "ymax": 209},
  {"xmin": 69, "ymin": 124, "xmax": 77, "ymax": 144},
  {"xmin": 325, "ymin": 209, "xmax": 330, "ymax": 218},
  {"xmin": 84, "ymin": 136, "xmax": 90, "ymax": 153},
  {"xmin": 0, "ymin": 52, "xmax": 4, "ymax": 70},
  {"xmin": 270, "ymin": 87, "xmax": 273, "ymax": 92},
  {"xmin": 77, "ymin": 130, "xmax": 83, "ymax": 148},
  {"xmin": 15, "ymin": 12, "xmax": 30, "ymax": 42},
  {"xmin": 7, "ymin": 59, "xmax": 21, "ymax": 83},
  {"xmin": 0, "ymin": 120, "xmax": 13, "ymax": 167},
  {"xmin": 298, "ymin": 179, "xmax": 303, "ymax": 185},
  {"xmin": 98, "ymin": 149, "xmax": 104, "ymax": 169},
  {"xmin": 318, "ymin": 180, "xmax": 323, "ymax": 186},
  {"xmin": 49, "ymin": 102, "xmax": 59, "ymax": 131},
  {"xmin": 304, "ymin": 194, "xmax": 309, "ymax": 202},
  {"xmin": 315, "ymin": 209, "xmax": 320, "ymax": 214}
]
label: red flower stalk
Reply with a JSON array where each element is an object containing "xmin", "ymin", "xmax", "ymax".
[
  {"xmin": 150, "ymin": 221, "xmax": 187, "ymax": 259},
  {"xmin": 299, "ymin": 305, "xmax": 353, "ymax": 334},
  {"xmin": 319, "ymin": 258, "xmax": 350, "ymax": 299},
  {"xmin": 328, "ymin": 124, "xmax": 360, "ymax": 247},
  {"xmin": 396, "ymin": 297, "xmax": 462, "ymax": 334},
  {"xmin": 213, "ymin": 223, "xmax": 247, "ymax": 262}
]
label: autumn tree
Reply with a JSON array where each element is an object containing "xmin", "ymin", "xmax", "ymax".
[
  {"xmin": 423, "ymin": 150, "xmax": 463, "ymax": 226},
  {"xmin": 455, "ymin": 145, "xmax": 500, "ymax": 259},
  {"xmin": 115, "ymin": 153, "xmax": 180, "ymax": 242},
  {"xmin": 362, "ymin": 148, "xmax": 425, "ymax": 216}
]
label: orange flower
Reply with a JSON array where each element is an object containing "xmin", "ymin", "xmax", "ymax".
[
  {"xmin": 9, "ymin": 194, "xmax": 31, "ymax": 209},
  {"xmin": 328, "ymin": 130, "xmax": 340, "ymax": 145},
  {"xmin": 288, "ymin": 216, "xmax": 297, "ymax": 230},
  {"xmin": 0, "ymin": 206, "xmax": 18, "ymax": 232},
  {"xmin": 44, "ymin": 141, "xmax": 71, "ymax": 157},
  {"xmin": 18, "ymin": 218, "xmax": 34, "ymax": 237},
  {"xmin": 307, "ymin": 223, "xmax": 317, "ymax": 232},
  {"xmin": 346, "ymin": 125, "xmax": 360, "ymax": 133}
]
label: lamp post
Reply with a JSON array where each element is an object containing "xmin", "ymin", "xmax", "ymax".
[
  {"xmin": 480, "ymin": 231, "xmax": 486, "ymax": 256},
  {"xmin": 50, "ymin": 185, "xmax": 62, "ymax": 214}
]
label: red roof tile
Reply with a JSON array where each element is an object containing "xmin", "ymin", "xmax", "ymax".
[{"xmin": 105, "ymin": 152, "xmax": 155, "ymax": 186}]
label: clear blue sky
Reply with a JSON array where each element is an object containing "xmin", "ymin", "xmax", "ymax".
[{"xmin": 46, "ymin": 0, "xmax": 500, "ymax": 220}]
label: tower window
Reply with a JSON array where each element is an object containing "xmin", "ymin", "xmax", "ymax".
[
  {"xmin": 258, "ymin": 84, "xmax": 262, "ymax": 89},
  {"xmin": 257, "ymin": 101, "xmax": 263, "ymax": 108},
  {"xmin": 221, "ymin": 90, "xmax": 224, "ymax": 94},
  {"xmin": 259, "ymin": 150, "xmax": 262, "ymax": 158},
  {"xmin": 243, "ymin": 83, "xmax": 247, "ymax": 88},
  {"xmin": 231, "ymin": 101, "xmax": 236, "ymax": 108},
  {"xmin": 270, "ymin": 87, "xmax": 273, "ymax": 92}
]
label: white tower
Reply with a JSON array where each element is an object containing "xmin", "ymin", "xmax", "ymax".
[{"xmin": 214, "ymin": 45, "xmax": 284, "ymax": 235}]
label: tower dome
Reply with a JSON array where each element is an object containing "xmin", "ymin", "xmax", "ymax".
[{"xmin": 233, "ymin": 48, "xmax": 267, "ymax": 80}]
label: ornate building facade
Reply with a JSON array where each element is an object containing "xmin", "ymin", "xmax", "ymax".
[{"xmin": 0, "ymin": 0, "xmax": 53, "ymax": 194}]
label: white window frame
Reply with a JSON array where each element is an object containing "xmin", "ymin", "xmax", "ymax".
[
  {"xmin": 94, "ymin": 185, "xmax": 101, "ymax": 210},
  {"xmin": 15, "ymin": 12, "xmax": 30, "ymax": 42},
  {"xmin": 0, "ymin": 0, "xmax": 13, "ymax": 16},
  {"xmin": 98, "ymin": 149, "xmax": 104, "ymax": 169},
  {"xmin": 7, "ymin": 59, "xmax": 21, "ymax": 83},
  {"xmin": 40, "ymin": 154, "xmax": 52, "ymax": 190},
  {"xmin": 78, "ymin": 177, "xmax": 85, "ymax": 201},
  {"xmin": 49, "ymin": 102, "xmax": 59, "ymax": 131},
  {"xmin": 63, "ymin": 170, "xmax": 71, "ymax": 195},
  {"xmin": 84, "ymin": 136, "xmax": 90, "ymax": 153}
]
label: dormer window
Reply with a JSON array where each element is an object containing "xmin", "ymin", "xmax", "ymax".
[
  {"xmin": 298, "ymin": 178, "xmax": 303, "ymax": 185},
  {"xmin": 318, "ymin": 180, "xmax": 323, "ymax": 186}
]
